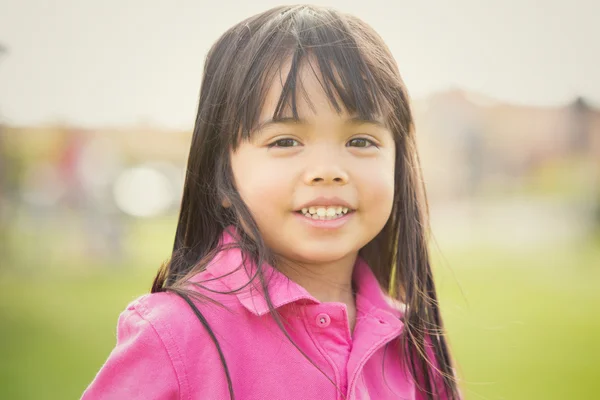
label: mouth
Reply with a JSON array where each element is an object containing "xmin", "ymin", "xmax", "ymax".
[{"xmin": 295, "ymin": 205, "xmax": 356, "ymax": 221}]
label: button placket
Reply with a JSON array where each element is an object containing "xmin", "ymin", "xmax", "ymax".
[{"xmin": 346, "ymin": 311, "xmax": 404, "ymax": 397}]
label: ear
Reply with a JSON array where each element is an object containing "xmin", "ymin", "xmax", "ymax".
[{"xmin": 222, "ymin": 197, "xmax": 232, "ymax": 208}]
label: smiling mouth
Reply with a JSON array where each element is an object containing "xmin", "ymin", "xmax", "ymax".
[{"xmin": 295, "ymin": 206, "xmax": 355, "ymax": 220}]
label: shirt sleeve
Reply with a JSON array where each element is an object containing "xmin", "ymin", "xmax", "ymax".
[{"xmin": 81, "ymin": 305, "xmax": 180, "ymax": 400}]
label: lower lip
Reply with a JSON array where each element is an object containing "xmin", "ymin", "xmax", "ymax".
[{"xmin": 294, "ymin": 211, "xmax": 354, "ymax": 229}]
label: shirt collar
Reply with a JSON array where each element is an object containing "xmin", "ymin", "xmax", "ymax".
[{"xmin": 204, "ymin": 226, "xmax": 404, "ymax": 321}]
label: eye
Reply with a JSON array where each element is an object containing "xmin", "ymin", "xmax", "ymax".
[
  {"xmin": 347, "ymin": 137, "xmax": 377, "ymax": 148},
  {"xmin": 267, "ymin": 138, "xmax": 301, "ymax": 148}
]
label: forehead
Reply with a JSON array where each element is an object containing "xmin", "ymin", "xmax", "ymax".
[{"xmin": 259, "ymin": 56, "xmax": 386, "ymax": 124}]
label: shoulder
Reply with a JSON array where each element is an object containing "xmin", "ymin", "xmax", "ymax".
[
  {"xmin": 127, "ymin": 287, "xmax": 240, "ymax": 340},
  {"xmin": 119, "ymin": 292, "xmax": 202, "ymax": 370},
  {"xmin": 83, "ymin": 284, "xmax": 238, "ymax": 399},
  {"xmin": 117, "ymin": 286, "xmax": 241, "ymax": 371},
  {"xmin": 82, "ymin": 293, "xmax": 195, "ymax": 399},
  {"xmin": 128, "ymin": 291, "xmax": 192, "ymax": 323},
  {"xmin": 126, "ymin": 267, "xmax": 247, "ymax": 341}
]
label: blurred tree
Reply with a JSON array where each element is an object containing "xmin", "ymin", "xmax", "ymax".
[
  {"xmin": 0, "ymin": 43, "xmax": 6, "ymax": 65},
  {"xmin": 569, "ymin": 97, "xmax": 590, "ymax": 152}
]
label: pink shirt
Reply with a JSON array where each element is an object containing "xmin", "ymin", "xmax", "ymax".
[{"xmin": 82, "ymin": 230, "xmax": 435, "ymax": 399}]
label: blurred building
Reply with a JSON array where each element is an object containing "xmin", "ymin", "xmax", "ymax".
[{"xmin": 413, "ymin": 89, "xmax": 600, "ymax": 203}]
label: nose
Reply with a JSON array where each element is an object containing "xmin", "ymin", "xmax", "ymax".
[{"xmin": 303, "ymin": 160, "xmax": 349, "ymax": 186}]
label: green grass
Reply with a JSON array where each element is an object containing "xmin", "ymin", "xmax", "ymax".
[
  {"xmin": 432, "ymin": 238, "xmax": 600, "ymax": 399},
  {"xmin": 0, "ymin": 269, "xmax": 153, "ymax": 399},
  {"xmin": 1, "ymin": 224, "xmax": 599, "ymax": 399}
]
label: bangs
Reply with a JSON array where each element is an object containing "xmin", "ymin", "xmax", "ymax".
[{"xmin": 221, "ymin": 6, "xmax": 401, "ymax": 148}]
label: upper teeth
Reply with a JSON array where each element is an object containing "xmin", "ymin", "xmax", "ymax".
[{"xmin": 301, "ymin": 206, "xmax": 349, "ymax": 216}]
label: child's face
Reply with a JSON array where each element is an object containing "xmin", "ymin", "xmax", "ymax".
[{"xmin": 230, "ymin": 61, "xmax": 395, "ymax": 267}]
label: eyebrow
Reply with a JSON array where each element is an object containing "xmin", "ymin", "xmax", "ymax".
[
  {"xmin": 346, "ymin": 116, "xmax": 388, "ymax": 129},
  {"xmin": 254, "ymin": 115, "xmax": 387, "ymax": 133}
]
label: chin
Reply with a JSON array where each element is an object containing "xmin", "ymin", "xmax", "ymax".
[{"xmin": 290, "ymin": 245, "xmax": 357, "ymax": 265}]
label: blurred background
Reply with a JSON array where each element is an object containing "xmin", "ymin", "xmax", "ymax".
[{"xmin": 1, "ymin": 1, "xmax": 599, "ymax": 399}]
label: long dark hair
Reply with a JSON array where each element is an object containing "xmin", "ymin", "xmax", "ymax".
[{"xmin": 152, "ymin": 5, "xmax": 459, "ymax": 399}]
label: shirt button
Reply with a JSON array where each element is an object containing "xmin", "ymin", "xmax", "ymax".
[{"xmin": 316, "ymin": 313, "xmax": 331, "ymax": 327}]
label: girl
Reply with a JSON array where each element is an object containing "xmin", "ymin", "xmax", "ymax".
[{"xmin": 83, "ymin": 5, "xmax": 460, "ymax": 400}]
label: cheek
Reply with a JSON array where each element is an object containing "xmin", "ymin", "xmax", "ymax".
[
  {"xmin": 356, "ymin": 155, "xmax": 395, "ymax": 216},
  {"xmin": 365, "ymin": 172, "xmax": 395, "ymax": 219},
  {"xmin": 231, "ymin": 148, "xmax": 292, "ymax": 216}
]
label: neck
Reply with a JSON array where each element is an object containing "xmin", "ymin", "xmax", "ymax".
[{"xmin": 275, "ymin": 252, "xmax": 358, "ymax": 305}]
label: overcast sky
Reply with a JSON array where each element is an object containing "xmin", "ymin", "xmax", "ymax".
[{"xmin": 0, "ymin": 0, "xmax": 598, "ymax": 129}]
